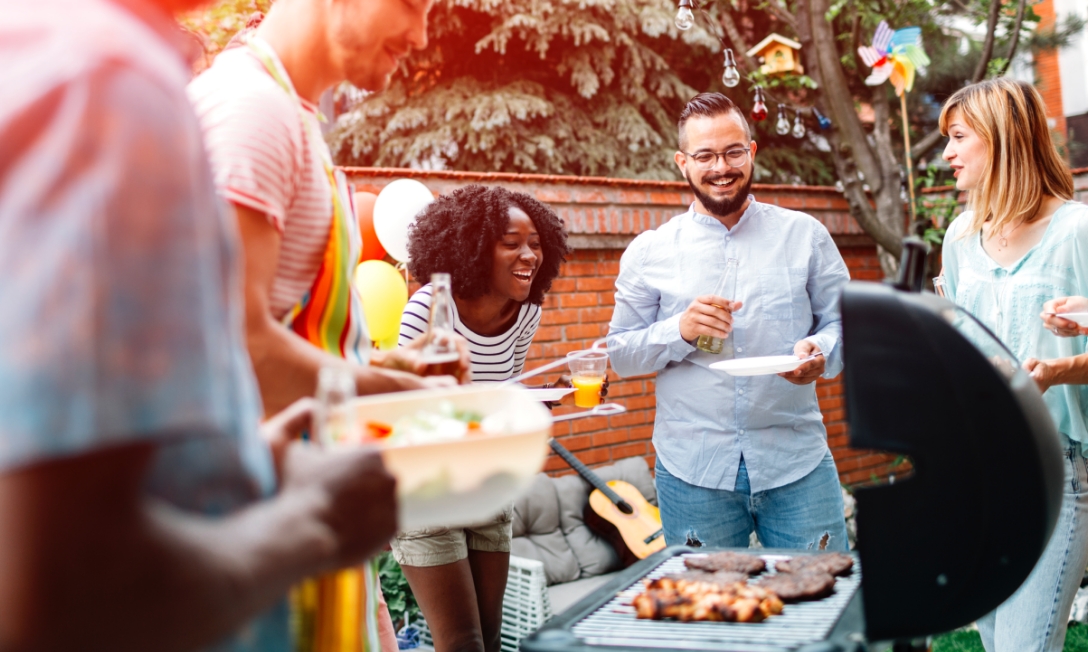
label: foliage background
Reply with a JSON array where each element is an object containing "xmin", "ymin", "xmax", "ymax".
[
  {"xmin": 184, "ymin": 0, "xmax": 1086, "ymax": 255},
  {"xmin": 325, "ymin": 0, "xmax": 854, "ymax": 183}
]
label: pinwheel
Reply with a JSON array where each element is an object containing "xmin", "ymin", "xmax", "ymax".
[
  {"xmin": 858, "ymin": 21, "xmax": 931, "ymax": 97},
  {"xmin": 857, "ymin": 20, "xmax": 932, "ymax": 221}
]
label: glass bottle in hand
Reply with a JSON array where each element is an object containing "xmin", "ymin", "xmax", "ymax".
[
  {"xmin": 314, "ymin": 365, "xmax": 359, "ymax": 445},
  {"xmin": 696, "ymin": 258, "xmax": 739, "ymax": 355},
  {"xmin": 421, "ymin": 273, "xmax": 462, "ymax": 376}
]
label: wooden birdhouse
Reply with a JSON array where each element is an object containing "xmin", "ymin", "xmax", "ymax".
[{"xmin": 746, "ymin": 34, "xmax": 803, "ymax": 76}]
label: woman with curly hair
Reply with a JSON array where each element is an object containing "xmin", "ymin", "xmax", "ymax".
[{"xmin": 395, "ymin": 184, "xmax": 570, "ymax": 652}]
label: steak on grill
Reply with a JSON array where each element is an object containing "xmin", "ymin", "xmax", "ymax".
[
  {"xmin": 753, "ymin": 571, "xmax": 837, "ymax": 602},
  {"xmin": 774, "ymin": 552, "xmax": 854, "ymax": 576},
  {"xmin": 683, "ymin": 552, "xmax": 766, "ymax": 575}
]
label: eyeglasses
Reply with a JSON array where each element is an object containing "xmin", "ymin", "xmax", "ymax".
[{"xmin": 680, "ymin": 147, "xmax": 751, "ymax": 170}]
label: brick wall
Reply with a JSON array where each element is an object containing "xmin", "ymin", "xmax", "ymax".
[
  {"xmin": 346, "ymin": 167, "xmax": 904, "ymax": 486},
  {"xmin": 1034, "ymin": 0, "xmax": 1068, "ymax": 138}
]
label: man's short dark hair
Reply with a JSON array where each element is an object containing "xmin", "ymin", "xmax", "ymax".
[{"xmin": 677, "ymin": 92, "xmax": 751, "ymax": 149}]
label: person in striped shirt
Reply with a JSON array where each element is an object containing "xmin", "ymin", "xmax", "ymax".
[{"xmin": 395, "ymin": 184, "xmax": 570, "ymax": 652}]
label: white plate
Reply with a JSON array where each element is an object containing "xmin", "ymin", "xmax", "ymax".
[
  {"xmin": 1056, "ymin": 312, "xmax": 1088, "ymax": 327},
  {"xmin": 710, "ymin": 355, "xmax": 807, "ymax": 376},
  {"xmin": 521, "ymin": 386, "xmax": 577, "ymax": 402},
  {"xmin": 341, "ymin": 385, "xmax": 552, "ymax": 530}
]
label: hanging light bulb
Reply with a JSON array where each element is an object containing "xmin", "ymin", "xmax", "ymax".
[
  {"xmin": 813, "ymin": 107, "xmax": 832, "ymax": 131},
  {"xmin": 775, "ymin": 104, "xmax": 791, "ymax": 135},
  {"xmin": 721, "ymin": 49, "xmax": 740, "ymax": 87},
  {"xmin": 751, "ymin": 88, "xmax": 768, "ymax": 122},
  {"xmin": 675, "ymin": 0, "xmax": 695, "ymax": 30},
  {"xmin": 792, "ymin": 109, "xmax": 806, "ymax": 139}
]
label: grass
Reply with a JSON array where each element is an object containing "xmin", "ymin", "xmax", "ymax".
[{"xmin": 931, "ymin": 622, "xmax": 1088, "ymax": 652}]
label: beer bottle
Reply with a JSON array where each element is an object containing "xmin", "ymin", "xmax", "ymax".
[
  {"xmin": 421, "ymin": 273, "xmax": 462, "ymax": 376},
  {"xmin": 696, "ymin": 258, "xmax": 739, "ymax": 356}
]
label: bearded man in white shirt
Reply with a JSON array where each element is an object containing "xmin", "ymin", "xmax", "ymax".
[{"xmin": 607, "ymin": 92, "xmax": 851, "ymax": 551}]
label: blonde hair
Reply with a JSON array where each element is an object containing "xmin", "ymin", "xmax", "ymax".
[{"xmin": 938, "ymin": 78, "xmax": 1073, "ymax": 236}]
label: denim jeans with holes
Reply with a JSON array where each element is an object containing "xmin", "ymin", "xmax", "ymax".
[
  {"xmin": 977, "ymin": 434, "xmax": 1088, "ymax": 652},
  {"xmin": 654, "ymin": 451, "xmax": 848, "ymax": 551}
]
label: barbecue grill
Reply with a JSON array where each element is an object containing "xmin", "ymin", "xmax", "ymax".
[{"xmin": 522, "ymin": 241, "xmax": 1065, "ymax": 651}]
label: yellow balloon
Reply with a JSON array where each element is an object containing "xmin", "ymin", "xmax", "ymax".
[
  {"xmin": 377, "ymin": 334, "xmax": 400, "ymax": 351},
  {"xmin": 353, "ymin": 260, "xmax": 409, "ymax": 343}
]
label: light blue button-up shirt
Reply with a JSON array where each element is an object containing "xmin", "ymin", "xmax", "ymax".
[
  {"xmin": 943, "ymin": 202, "xmax": 1088, "ymax": 451},
  {"xmin": 607, "ymin": 199, "xmax": 850, "ymax": 493}
]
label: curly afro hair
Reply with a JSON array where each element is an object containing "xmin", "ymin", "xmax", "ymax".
[{"xmin": 406, "ymin": 184, "xmax": 571, "ymax": 306}]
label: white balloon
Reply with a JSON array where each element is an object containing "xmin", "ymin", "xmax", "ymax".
[{"xmin": 373, "ymin": 179, "xmax": 434, "ymax": 262}]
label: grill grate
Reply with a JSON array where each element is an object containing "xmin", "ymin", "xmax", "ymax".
[{"xmin": 569, "ymin": 551, "xmax": 861, "ymax": 652}]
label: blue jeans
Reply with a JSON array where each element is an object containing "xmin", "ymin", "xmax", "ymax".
[
  {"xmin": 978, "ymin": 435, "xmax": 1088, "ymax": 652},
  {"xmin": 655, "ymin": 451, "xmax": 849, "ymax": 551}
]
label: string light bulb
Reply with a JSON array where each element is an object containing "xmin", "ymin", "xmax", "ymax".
[
  {"xmin": 750, "ymin": 88, "xmax": 768, "ymax": 122},
  {"xmin": 675, "ymin": 0, "xmax": 695, "ymax": 31},
  {"xmin": 792, "ymin": 109, "xmax": 806, "ymax": 139},
  {"xmin": 813, "ymin": 107, "xmax": 832, "ymax": 130},
  {"xmin": 721, "ymin": 49, "xmax": 740, "ymax": 87},
  {"xmin": 775, "ymin": 104, "xmax": 791, "ymax": 135}
]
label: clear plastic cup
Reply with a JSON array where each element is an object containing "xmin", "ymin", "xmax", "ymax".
[
  {"xmin": 932, "ymin": 275, "xmax": 947, "ymax": 298},
  {"xmin": 567, "ymin": 350, "xmax": 609, "ymax": 408}
]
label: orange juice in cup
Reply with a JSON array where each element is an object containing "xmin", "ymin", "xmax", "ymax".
[
  {"xmin": 567, "ymin": 350, "xmax": 609, "ymax": 408},
  {"xmin": 571, "ymin": 375, "xmax": 605, "ymax": 407}
]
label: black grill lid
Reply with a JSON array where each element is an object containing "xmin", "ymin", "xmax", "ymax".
[{"xmin": 842, "ymin": 280, "xmax": 1063, "ymax": 641}]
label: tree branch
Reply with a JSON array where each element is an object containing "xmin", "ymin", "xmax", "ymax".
[
  {"xmin": 807, "ymin": 0, "xmax": 882, "ymax": 186},
  {"xmin": 799, "ymin": 0, "xmax": 903, "ymax": 258},
  {"xmin": 871, "ymin": 85, "xmax": 901, "ymax": 197},
  {"xmin": 763, "ymin": 0, "xmax": 798, "ymax": 33},
  {"xmin": 997, "ymin": 0, "xmax": 1027, "ymax": 76},
  {"xmin": 971, "ymin": 0, "xmax": 1003, "ymax": 83},
  {"xmin": 910, "ymin": 129, "xmax": 944, "ymax": 161},
  {"xmin": 718, "ymin": 8, "xmax": 760, "ymax": 71},
  {"xmin": 912, "ymin": 0, "xmax": 1008, "ymax": 161},
  {"xmin": 851, "ymin": 9, "xmax": 862, "ymax": 68}
]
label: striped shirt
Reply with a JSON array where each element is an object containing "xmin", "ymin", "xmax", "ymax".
[
  {"xmin": 188, "ymin": 44, "xmax": 333, "ymax": 321},
  {"xmin": 399, "ymin": 284, "xmax": 541, "ymax": 382}
]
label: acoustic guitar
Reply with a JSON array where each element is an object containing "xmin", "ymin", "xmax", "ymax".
[{"xmin": 548, "ymin": 439, "xmax": 667, "ymax": 567}]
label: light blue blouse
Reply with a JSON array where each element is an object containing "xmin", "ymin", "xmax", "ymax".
[{"xmin": 943, "ymin": 202, "xmax": 1088, "ymax": 448}]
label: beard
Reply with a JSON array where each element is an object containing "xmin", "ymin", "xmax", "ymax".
[{"xmin": 685, "ymin": 170, "xmax": 753, "ymax": 218}]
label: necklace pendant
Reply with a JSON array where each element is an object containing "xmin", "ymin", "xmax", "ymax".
[{"xmin": 999, "ymin": 237, "xmax": 1008, "ymax": 248}]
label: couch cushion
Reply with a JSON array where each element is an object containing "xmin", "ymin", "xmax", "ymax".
[
  {"xmin": 547, "ymin": 573, "xmax": 620, "ymax": 615},
  {"xmin": 554, "ymin": 474, "xmax": 618, "ymax": 578},
  {"xmin": 511, "ymin": 473, "xmax": 580, "ymax": 584}
]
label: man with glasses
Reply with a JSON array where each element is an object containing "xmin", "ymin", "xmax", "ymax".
[{"xmin": 607, "ymin": 92, "xmax": 851, "ymax": 551}]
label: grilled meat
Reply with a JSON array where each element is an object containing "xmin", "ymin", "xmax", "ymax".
[
  {"xmin": 753, "ymin": 571, "xmax": 837, "ymax": 602},
  {"xmin": 774, "ymin": 552, "xmax": 854, "ymax": 577},
  {"xmin": 633, "ymin": 579, "xmax": 784, "ymax": 622},
  {"xmin": 683, "ymin": 552, "xmax": 767, "ymax": 575},
  {"xmin": 647, "ymin": 571, "xmax": 749, "ymax": 590}
]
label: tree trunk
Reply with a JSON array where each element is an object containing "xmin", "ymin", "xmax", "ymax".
[{"xmin": 803, "ymin": 0, "xmax": 905, "ymax": 263}]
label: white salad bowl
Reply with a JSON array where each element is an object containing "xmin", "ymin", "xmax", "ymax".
[{"xmin": 343, "ymin": 384, "xmax": 553, "ymax": 530}]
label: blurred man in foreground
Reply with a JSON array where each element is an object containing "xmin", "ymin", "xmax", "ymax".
[
  {"xmin": 0, "ymin": 0, "xmax": 396, "ymax": 649},
  {"xmin": 189, "ymin": 0, "xmax": 456, "ymax": 647}
]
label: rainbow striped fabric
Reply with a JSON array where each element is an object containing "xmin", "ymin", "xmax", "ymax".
[{"xmin": 247, "ymin": 38, "xmax": 381, "ymax": 652}]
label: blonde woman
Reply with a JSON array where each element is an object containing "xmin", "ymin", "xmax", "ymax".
[{"xmin": 940, "ymin": 78, "xmax": 1088, "ymax": 652}]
